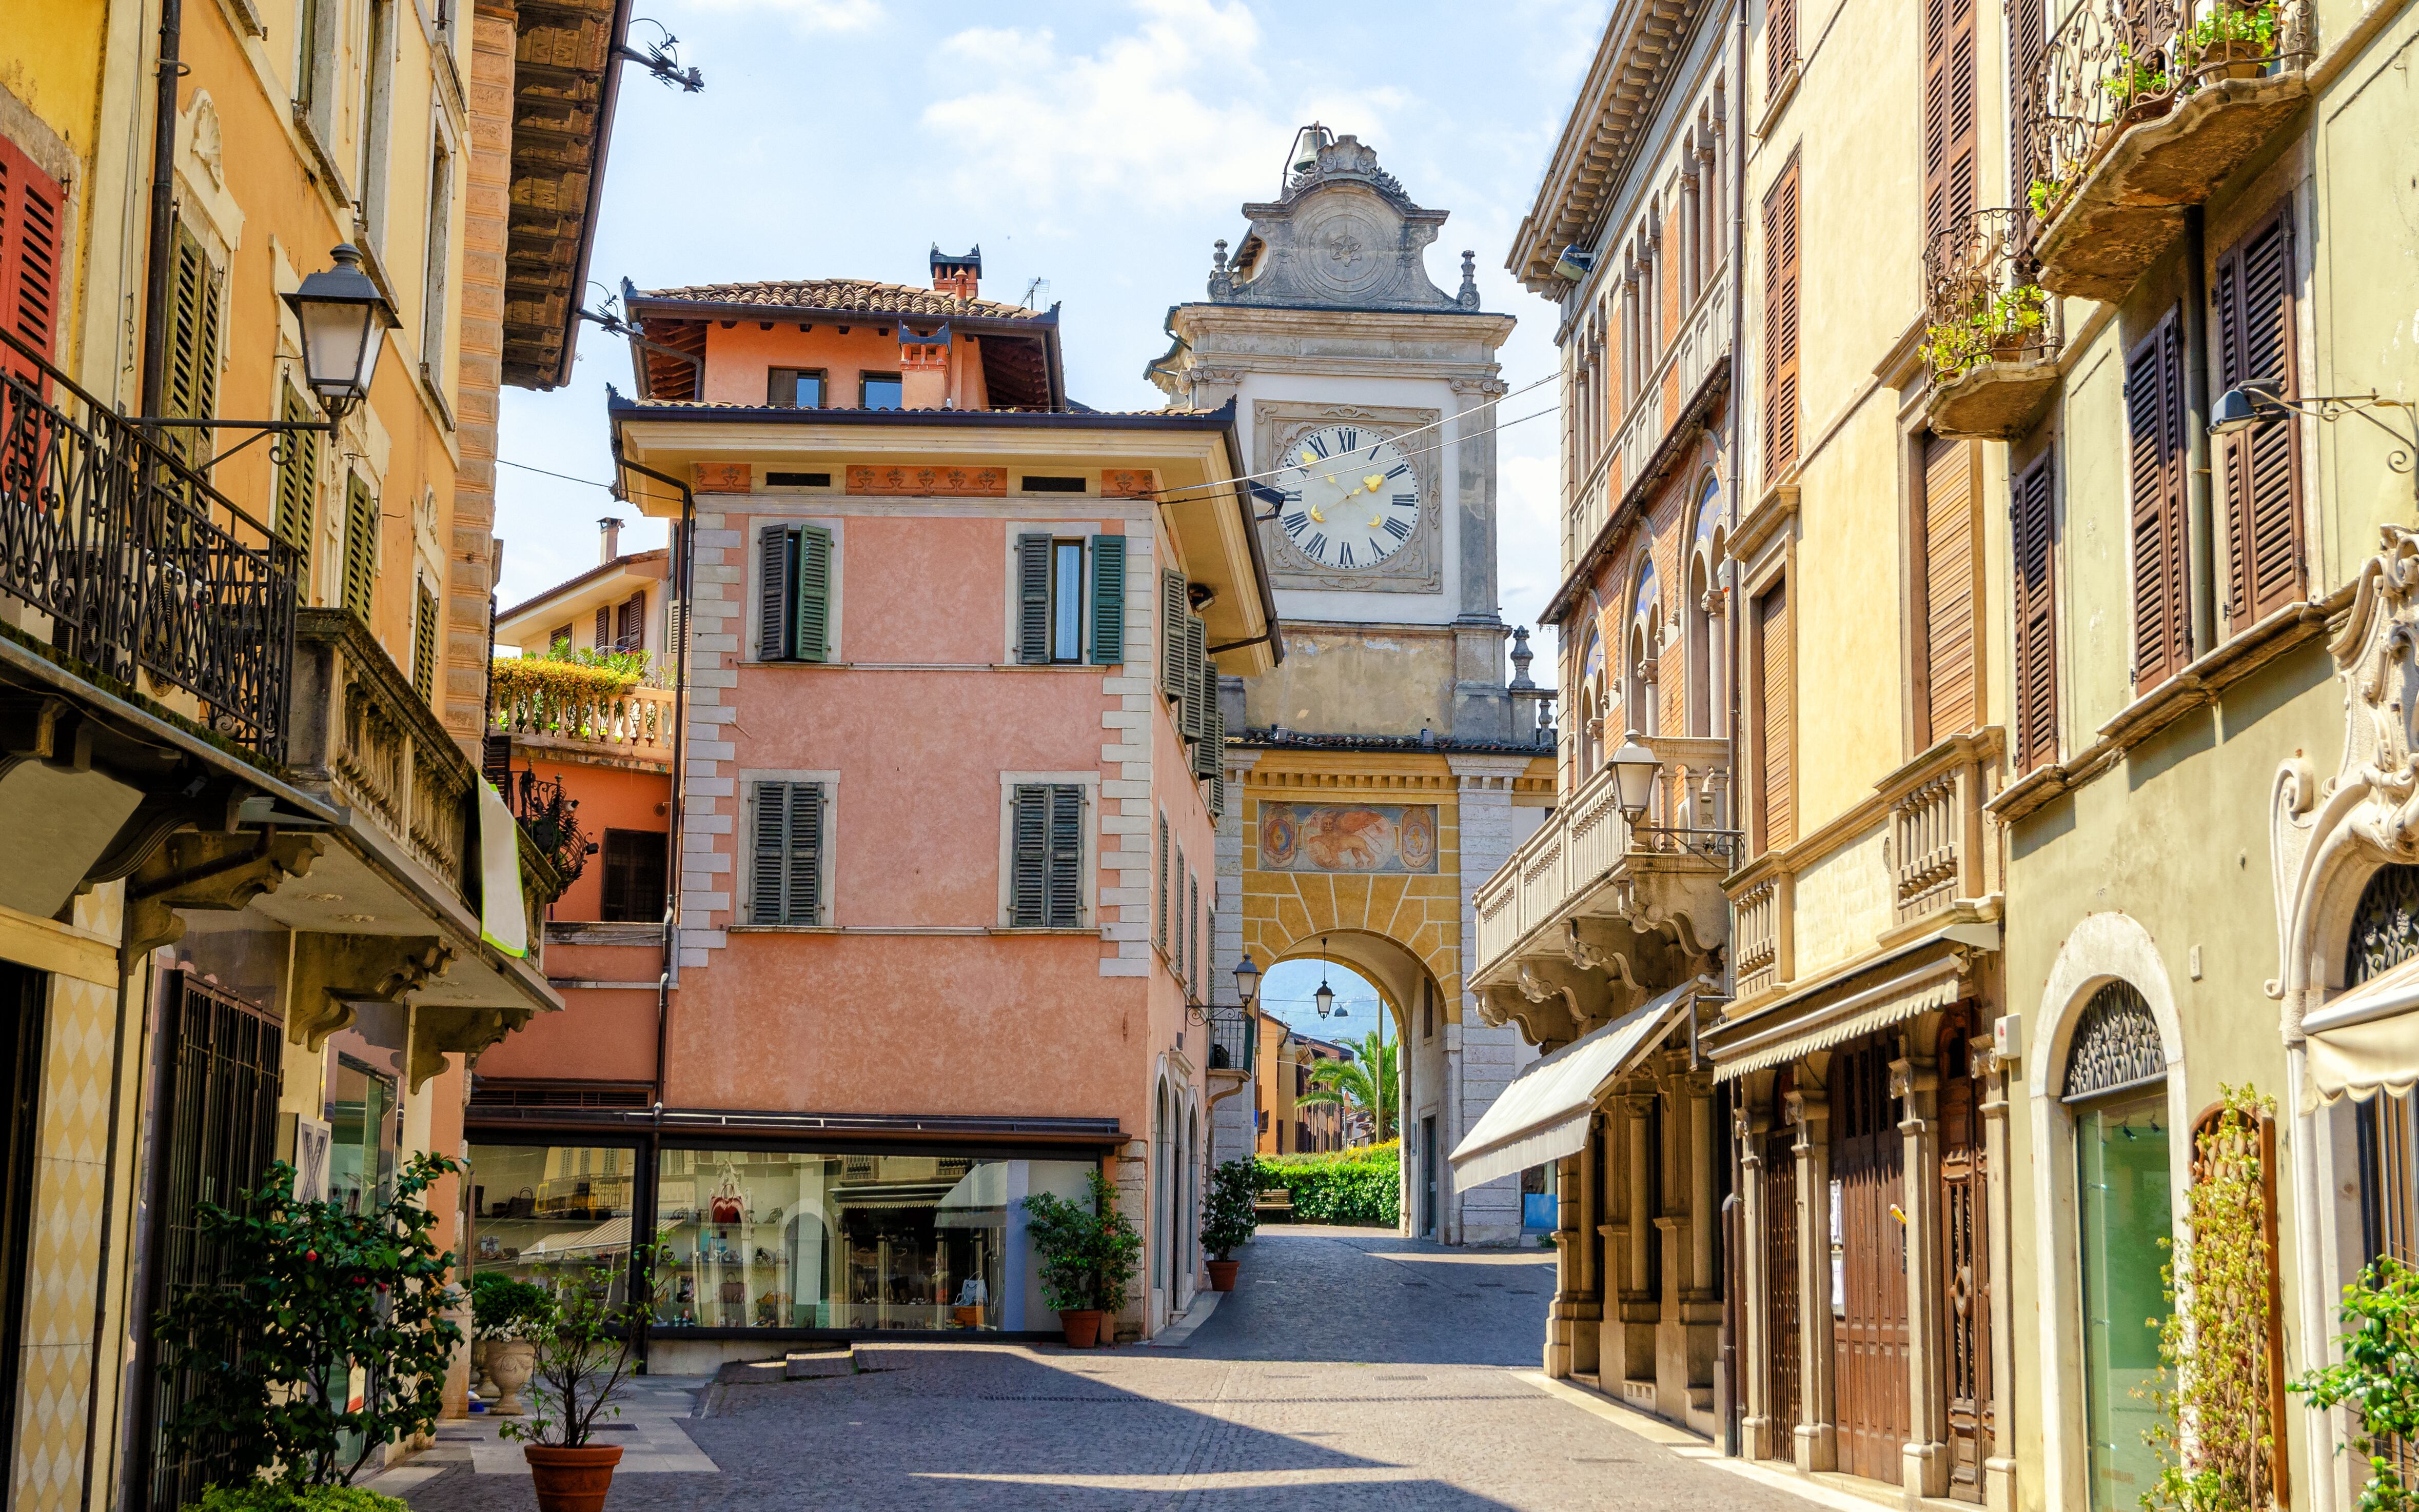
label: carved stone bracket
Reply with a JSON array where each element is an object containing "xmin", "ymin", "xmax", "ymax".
[
  {"xmin": 288, "ymin": 933, "xmax": 455, "ymax": 1050},
  {"xmin": 409, "ymin": 1004, "xmax": 528, "ymax": 1092},
  {"xmin": 125, "ymin": 832, "xmax": 326, "ymax": 958}
]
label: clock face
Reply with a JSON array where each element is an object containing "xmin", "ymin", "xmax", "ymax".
[{"xmin": 1271, "ymin": 425, "xmax": 1422, "ymax": 572}]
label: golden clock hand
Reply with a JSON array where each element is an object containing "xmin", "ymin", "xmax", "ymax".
[
  {"xmin": 1366, "ymin": 515, "xmax": 1383, "ymax": 530},
  {"xmin": 1308, "ymin": 504, "xmax": 1327, "ymax": 523},
  {"xmin": 1363, "ymin": 474, "xmax": 1384, "ymax": 493}
]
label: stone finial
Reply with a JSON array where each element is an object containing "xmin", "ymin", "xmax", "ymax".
[
  {"xmin": 1458, "ymin": 250, "xmax": 1481, "ymax": 309},
  {"xmin": 1509, "ymin": 625, "xmax": 1536, "ymax": 689},
  {"xmin": 1208, "ymin": 239, "xmax": 1235, "ymax": 301}
]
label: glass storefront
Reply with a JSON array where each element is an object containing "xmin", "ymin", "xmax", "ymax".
[
  {"xmin": 465, "ymin": 1142, "xmax": 1100, "ymax": 1335},
  {"xmin": 326, "ymin": 1056, "xmax": 397, "ymax": 1216},
  {"xmin": 2076, "ymin": 1092, "xmax": 2172, "ymax": 1512}
]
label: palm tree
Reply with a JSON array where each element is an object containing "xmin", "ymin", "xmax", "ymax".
[{"xmin": 1299, "ymin": 1031, "xmax": 1398, "ymax": 1143}]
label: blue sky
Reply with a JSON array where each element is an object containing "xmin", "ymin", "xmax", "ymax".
[
  {"xmin": 1256, "ymin": 957, "xmax": 1388, "ymax": 1050},
  {"xmin": 493, "ymin": 0, "xmax": 1602, "ymax": 660}
]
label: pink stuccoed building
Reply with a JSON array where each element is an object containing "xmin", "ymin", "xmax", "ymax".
[{"xmin": 468, "ymin": 248, "xmax": 1280, "ymax": 1361}]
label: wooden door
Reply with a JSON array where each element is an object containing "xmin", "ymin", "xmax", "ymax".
[
  {"xmin": 1764, "ymin": 1122, "xmax": 1803, "ymax": 1454},
  {"xmin": 1833, "ymin": 1036, "xmax": 1910, "ymax": 1485},
  {"xmin": 1939, "ymin": 1011, "xmax": 1993, "ymax": 1502}
]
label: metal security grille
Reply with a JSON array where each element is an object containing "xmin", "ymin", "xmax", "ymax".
[{"xmin": 146, "ymin": 970, "xmax": 285, "ymax": 1512}]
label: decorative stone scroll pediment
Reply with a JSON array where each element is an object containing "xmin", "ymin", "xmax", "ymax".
[
  {"xmin": 2270, "ymin": 527, "xmax": 2419, "ymax": 1032},
  {"xmin": 1218, "ymin": 135, "xmax": 1462, "ymax": 312}
]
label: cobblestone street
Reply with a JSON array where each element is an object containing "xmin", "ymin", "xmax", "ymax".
[{"xmin": 388, "ymin": 1227, "xmax": 1816, "ymax": 1511}]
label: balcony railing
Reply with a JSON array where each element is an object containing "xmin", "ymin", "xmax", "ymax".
[
  {"xmin": 1923, "ymin": 209, "xmax": 2056, "ymax": 383},
  {"xmin": 493, "ymin": 676, "xmax": 673, "ymax": 763},
  {"xmin": 1208, "ymin": 1008, "xmax": 1255, "ymax": 1076},
  {"xmin": 1471, "ymin": 735, "xmax": 1731, "ymax": 978},
  {"xmin": 503, "ymin": 768, "xmax": 595, "ymax": 886},
  {"xmin": 2023, "ymin": 0, "xmax": 2310, "ymax": 221},
  {"xmin": 1561, "ymin": 278, "xmax": 1733, "ymax": 572},
  {"xmin": 0, "ymin": 328, "xmax": 297, "ymax": 758}
]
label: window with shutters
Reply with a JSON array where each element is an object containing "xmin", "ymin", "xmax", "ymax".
[
  {"xmin": 1755, "ymin": 580, "xmax": 1795, "ymax": 851},
  {"xmin": 1156, "ymin": 813, "xmax": 1170, "ymax": 950},
  {"xmin": 1915, "ymin": 433, "xmax": 1979, "ymax": 747},
  {"xmin": 2008, "ymin": 0, "xmax": 2046, "ymax": 220},
  {"xmin": 1763, "ymin": 158, "xmax": 1802, "ymax": 480},
  {"xmin": 163, "ymin": 223, "xmax": 225, "ymax": 469},
  {"xmin": 613, "ymin": 592, "xmax": 645, "ymax": 653},
  {"xmin": 341, "ymin": 473, "xmax": 378, "ymax": 623},
  {"xmin": 1006, "ymin": 782, "xmax": 1088, "ymax": 929},
  {"xmin": 422, "ymin": 131, "xmax": 454, "ymax": 395},
  {"xmin": 1014, "ymin": 533, "xmax": 1124, "ymax": 665},
  {"xmin": 749, "ymin": 781, "xmax": 828, "ymax": 926},
  {"xmin": 0, "ymin": 134, "xmax": 63, "ymax": 391},
  {"xmin": 768, "ymin": 368, "xmax": 825, "ymax": 408},
  {"xmin": 599, "ymin": 829, "xmax": 668, "ymax": 924},
  {"xmin": 546, "ymin": 623, "xmax": 572, "ymax": 656},
  {"xmin": 1922, "ymin": 0, "xmax": 1980, "ymax": 244},
  {"xmin": 2011, "ymin": 451, "xmax": 2059, "ymax": 774},
  {"xmin": 757, "ymin": 523, "xmax": 834, "ymax": 662},
  {"xmin": 412, "ymin": 580, "xmax": 439, "ymax": 703},
  {"xmin": 2214, "ymin": 206, "xmax": 2304, "ymax": 631},
  {"xmin": 274, "ymin": 383, "xmax": 320, "ymax": 580},
  {"xmin": 1768, "ymin": 0, "xmax": 1799, "ymax": 97},
  {"xmin": 2126, "ymin": 310, "xmax": 2193, "ymax": 690}
]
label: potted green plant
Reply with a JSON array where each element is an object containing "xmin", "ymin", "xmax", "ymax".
[
  {"xmin": 180, "ymin": 1484, "xmax": 414, "ymax": 1512},
  {"xmin": 1201, "ymin": 1158, "xmax": 1259, "ymax": 1291},
  {"xmin": 1020, "ymin": 1170, "xmax": 1143, "ymax": 1347},
  {"xmin": 497, "ymin": 1246, "xmax": 659, "ymax": 1512},
  {"xmin": 2182, "ymin": 0, "xmax": 2278, "ymax": 79},
  {"xmin": 470, "ymin": 1271, "xmax": 550, "ymax": 1412},
  {"xmin": 2097, "ymin": 45, "xmax": 2175, "ymax": 127},
  {"xmin": 2294, "ymin": 1254, "xmax": 2419, "ymax": 1512},
  {"xmin": 156, "ymin": 1152, "xmax": 464, "ymax": 1489}
]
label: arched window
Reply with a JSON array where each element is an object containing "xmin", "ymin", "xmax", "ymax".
[
  {"xmin": 1685, "ymin": 478, "xmax": 1726, "ymax": 738},
  {"xmin": 1627, "ymin": 565, "xmax": 1661, "ymax": 739},
  {"xmin": 2348, "ymin": 864, "xmax": 2419, "ymax": 1266},
  {"xmin": 1580, "ymin": 625, "xmax": 1607, "ymax": 777}
]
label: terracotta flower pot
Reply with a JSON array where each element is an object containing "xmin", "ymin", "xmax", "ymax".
[
  {"xmin": 524, "ymin": 1444, "xmax": 623, "ymax": 1512},
  {"xmin": 1206, "ymin": 1260, "xmax": 1240, "ymax": 1292},
  {"xmin": 485, "ymin": 1339, "xmax": 537, "ymax": 1416},
  {"xmin": 1058, "ymin": 1308, "xmax": 1104, "ymax": 1347},
  {"xmin": 2198, "ymin": 36, "xmax": 2267, "ymax": 78}
]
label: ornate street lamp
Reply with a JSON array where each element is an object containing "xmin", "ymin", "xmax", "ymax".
[
  {"xmin": 1233, "ymin": 952, "xmax": 1262, "ymax": 1009},
  {"xmin": 2210, "ymin": 381, "xmax": 2419, "ymax": 506},
  {"xmin": 283, "ymin": 244, "xmax": 395, "ymax": 420},
  {"xmin": 1609, "ymin": 730, "xmax": 1661, "ymax": 823}
]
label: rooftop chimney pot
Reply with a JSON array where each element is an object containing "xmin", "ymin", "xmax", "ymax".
[{"xmin": 599, "ymin": 516, "xmax": 622, "ymax": 564}]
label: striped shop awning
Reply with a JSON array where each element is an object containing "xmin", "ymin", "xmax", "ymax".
[
  {"xmin": 1705, "ymin": 924, "xmax": 1997, "ymax": 1082},
  {"xmin": 1448, "ymin": 981, "xmax": 1697, "ymax": 1189}
]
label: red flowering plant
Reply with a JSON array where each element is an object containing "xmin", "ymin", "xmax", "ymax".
[{"xmin": 158, "ymin": 1152, "xmax": 465, "ymax": 1487}]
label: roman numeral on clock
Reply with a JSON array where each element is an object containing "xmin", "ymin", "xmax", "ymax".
[
  {"xmin": 1382, "ymin": 516, "xmax": 1410, "ymax": 541},
  {"xmin": 1338, "ymin": 542, "xmax": 1356, "ymax": 568},
  {"xmin": 1305, "ymin": 434, "xmax": 1330, "ymax": 459},
  {"xmin": 1391, "ymin": 493, "xmax": 1417, "ymax": 508},
  {"xmin": 1336, "ymin": 428, "xmax": 1359, "ymax": 450},
  {"xmin": 1282, "ymin": 512, "xmax": 1308, "ymax": 538},
  {"xmin": 1306, "ymin": 532, "xmax": 1328, "ymax": 560},
  {"xmin": 1385, "ymin": 464, "xmax": 1409, "ymax": 480}
]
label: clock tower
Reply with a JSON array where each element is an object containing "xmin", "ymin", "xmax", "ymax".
[{"xmin": 1152, "ymin": 130, "xmax": 1553, "ymax": 1246}]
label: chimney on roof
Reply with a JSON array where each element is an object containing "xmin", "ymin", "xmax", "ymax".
[
  {"xmin": 931, "ymin": 243, "xmax": 981, "ymax": 302},
  {"xmin": 599, "ymin": 516, "xmax": 622, "ymax": 564}
]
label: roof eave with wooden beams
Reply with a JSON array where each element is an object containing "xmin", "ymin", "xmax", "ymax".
[
  {"xmin": 1508, "ymin": 0, "xmax": 1708, "ymax": 297},
  {"xmin": 502, "ymin": 0, "xmax": 633, "ymax": 391}
]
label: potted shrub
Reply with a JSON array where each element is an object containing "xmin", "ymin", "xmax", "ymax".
[
  {"xmin": 182, "ymin": 1484, "xmax": 413, "ymax": 1512},
  {"xmin": 498, "ymin": 1248, "xmax": 659, "ymax": 1512},
  {"xmin": 1020, "ymin": 1170, "xmax": 1142, "ymax": 1347},
  {"xmin": 156, "ymin": 1152, "xmax": 464, "ymax": 1489},
  {"xmin": 470, "ymin": 1271, "xmax": 550, "ymax": 1414},
  {"xmin": 2182, "ymin": 1, "xmax": 2278, "ymax": 79},
  {"xmin": 1201, "ymin": 1158, "xmax": 1259, "ymax": 1291}
]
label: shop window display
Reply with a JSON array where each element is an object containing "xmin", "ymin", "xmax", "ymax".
[
  {"xmin": 467, "ymin": 1143, "xmax": 645, "ymax": 1310},
  {"xmin": 655, "ymin": 1149, "xmax": 1005, "ymax": 1331}
]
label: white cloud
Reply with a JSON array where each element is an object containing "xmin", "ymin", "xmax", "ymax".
[
  {"xmin": 687, "ymin": 0, "xmax": 880, "ymax": 31},
  {"xmin": 920, "ymin": 0, "xmax": 1393, "ymax": 218}
]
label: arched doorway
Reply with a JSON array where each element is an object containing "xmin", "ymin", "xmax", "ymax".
[{"xmin": 2062, "ymin": 981, "xmax": 2171, "ymax": 1512}]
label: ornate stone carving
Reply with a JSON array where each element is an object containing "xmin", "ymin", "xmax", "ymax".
[
  {"xmin": 1251, "ymin": 400, "xmax": 1443, "ymax": 594},
  {"xmin": 410, "ymin": 1004, "xmax": 528, "ymax": 1092},
  {"xmin": 287, "ymin": 933, "xmax": 455, "ymax": 1050},
  {"xmin": 1213, "ymin": 136, "xmax": 1461, "ymax": 311},
  {"xmin": 2059, "ymin": 981, "xmax": 2165, "ymax": 1101},
  {"xmin": 125, "ymin": 832, "xmax": 326, "ymax": 958}
]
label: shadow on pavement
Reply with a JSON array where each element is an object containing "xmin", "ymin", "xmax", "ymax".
[{"xmin": 1183, "ymin": 1225, "xmax": 1555, "ymax": 1366}]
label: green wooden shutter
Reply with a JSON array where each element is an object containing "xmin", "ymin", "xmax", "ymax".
[
  {"xmin": 1181, "ymin": 614, "xmax": 1209, "ymax": 740},
  {"xmin": 1015, "ymin": 533, "xmax": 1052, "ymax": 664},
  {"xmin": 1090, "ymin": 535, "xmax": 1126, "ymax": 664},
  {"xmin": 1155, "ymin": 812, "xmax": 1169, "ymax": 947},
  {"xmin": 164, "ymin": 224, "xmax": 220, "ymax": 468},
  {"xmin": 341, "ymin": 474, "xmax": 377, "ymax": 622},
  {"xmin": 795, "ymin": 525, "xmax": 833, "ymax": 662},
  {"xmin": 1208, "ymin": 772, "xmax": 1225, "ymax": 821},
  {"xmin": 1195, "ymin": 660, "xmax": 1223, "ymax": 779},
  {"xmin": 759, "ymin": 524, "xmax": 794, "ymax": 660},
  {"xmin": 274, "ymin": 383, "xmax": 318, "ymax": 578},
  {"xmin": 791, "ymin": 782, "xmax": 824, "ymax": 924},
  {"xmin": 1009, "ymin": 784, "xmax": 1049, "ymax": 926},
  {"xmin": 413, "ymin": 581, "xmax": 438, "ymax": 703},
  {"xmin": 1160, "ymin": 570, "xmax": 1189, "ymax": 698},
  {"xmin": 751, "ymin": 781, "xmax": 790, "ymax": 924},
  {"xmin": 1046, "ymin": 784, "xmax": 1084, "ymax": 927},
  {"xmin": 1170, "ymin": 843, "xmax": 1185, "ymax": 974}
]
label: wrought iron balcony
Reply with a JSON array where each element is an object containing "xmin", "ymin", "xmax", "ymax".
[
  {"xmin": 502, "ymin": 767, "xmax": 596, "ymax": 886},
  {"xmin": 0, "ymin": 328, "xmax": 297, "ymax": 759},
  {"xmin": 1923, "ymin": 208, "xmax": 2063, "ymax": 440},
  {"xmin": 2022, "ymin": 0, "xmax": 2311, "ymax": 300},
  {"xmin": 1208, "ymin": 1008, "xmax": 1256, "ymax": 1077}
]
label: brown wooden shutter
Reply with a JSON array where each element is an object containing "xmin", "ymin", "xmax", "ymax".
[
  {"xmin": 1763, "ymin": 160, "xmax": 1802, "ymax": 479},
  {"xmin": 0, "ymin": 134, "xmax": 63, "ymax": 391},
  {"xmin": 1758, "ymin": 582, "xmax": 1795, "ymax": 850},
  {"xmin": 2009, "ymin": 0, "xmax": 2047, "ymax": 214},
  {"xmin": 1769, "ymin": 0, "xmax": 1798, "ymax": 93},
  {"xmin": 1920, "ymin": 433, "xmax": 1979, "ymax": 743},
  {"xmin": 2214, "ymin": 208, "xmax": 2304, "ymax": 629},
  {"xmin": 616, "ymin": 593, "xmax": 645, "ymax": 652},
  {"xmin": 594, "ymin": 605, "xmax": 612, "ymax": 649},
  {"xmin": 1922, "ymin": 0, "xmax": 1980, "ymax": 241},
  {"xmin": 2011, "ymin": 452, "xmax": 2059, "ymax": 774},
  {"xmin": 2125, "ymin": 310, "xmax": 2191, "ymax": 689}
]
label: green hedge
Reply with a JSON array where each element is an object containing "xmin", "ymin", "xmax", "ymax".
[{"xmin": 1256, "ymin": 1142, "xmax": 1400, "ymax": 1227}]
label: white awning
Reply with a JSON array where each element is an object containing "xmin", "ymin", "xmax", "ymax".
[
  {"xmin": 1704, "ymin": 925, "xmax": 1995, "ymax": 1082},
  {"xmin": 1448, "ymin": 982, "xmax": 1694, "ymax": 1189},
  {"xmin": 2303, "ymin": 955, "xmax": 2419, "ymax": 1104}
]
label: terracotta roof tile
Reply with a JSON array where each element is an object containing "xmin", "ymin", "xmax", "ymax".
[{"xmin": 635, "ymin": 278, "xmax": 1047, "ymax": 322}]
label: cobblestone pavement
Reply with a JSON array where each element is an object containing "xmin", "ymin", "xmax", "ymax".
[{"xmin": 392, "ymin": 1225, "xmax": 1811, "ymax": 1511}]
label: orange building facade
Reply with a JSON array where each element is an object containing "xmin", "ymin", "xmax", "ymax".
[{"xmin": 469, "ymin": 251, "xmax": 1280, "ymax": 1355}]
